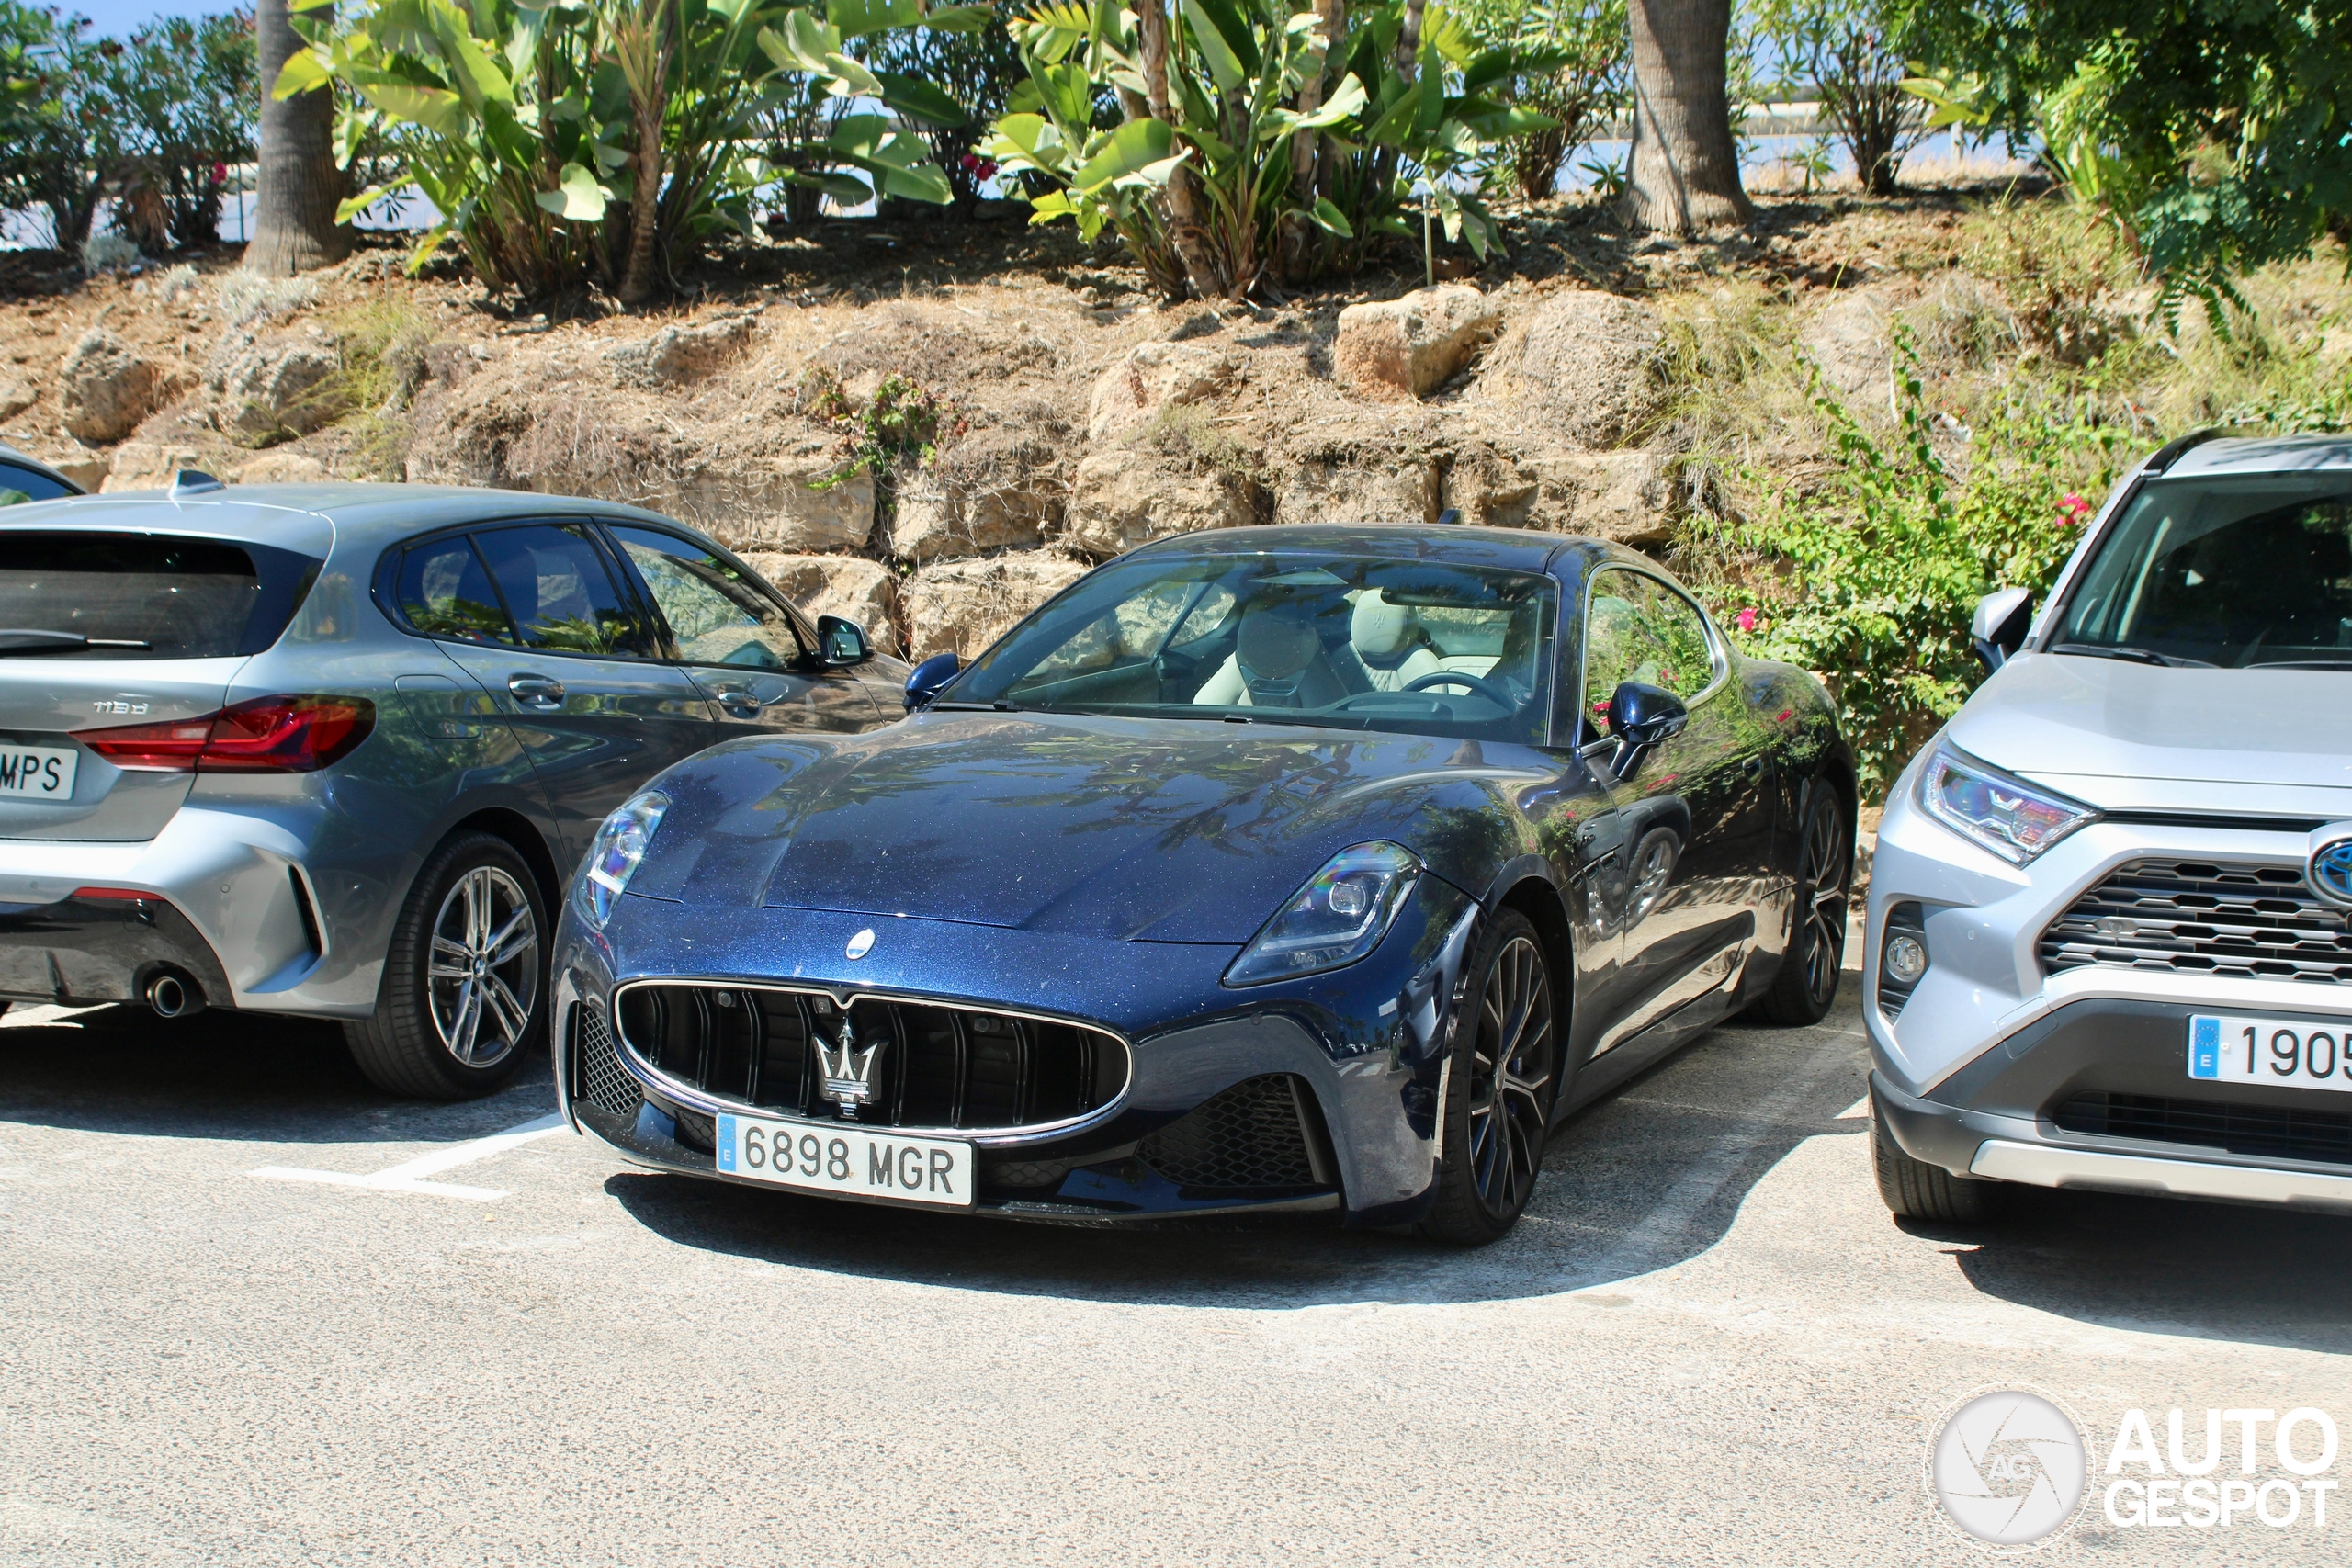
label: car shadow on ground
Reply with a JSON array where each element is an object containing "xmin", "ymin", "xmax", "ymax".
[{"xmin": 0, "ymin": 1003, "xmax": 556, "ymax": 1145}]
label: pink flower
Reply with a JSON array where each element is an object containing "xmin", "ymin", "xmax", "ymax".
[
  {"xmin": 209, "ymin": 162, "xmax": 227, "ymax": 186},
  {"xmin": 2056, "ymin": 492, "xmax": 2091, "ymax": 526},
  {"xmin": 1734, "ymin": 606, "xmax": 1758, "ymax": 634}
]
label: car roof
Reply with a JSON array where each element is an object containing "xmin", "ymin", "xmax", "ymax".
[
  {"xmin": 2161, "ymin": 433, "xmax": 2352, "ymax": 479},
  {"xmin": 0, "ymin": 444, "xmax": 81, "ymax": 493},
  {"xmin": 1131, "ymin": 521, "xmax": 1593, "ymax": 574},
  {"xmin": 0, "ymin": 481, "xmax": 687, "ymax": 558}
]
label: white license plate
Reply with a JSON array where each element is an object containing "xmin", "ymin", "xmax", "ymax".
[
  {"xmin": 0, "ymin": 745, "xmax": 75, "ymax": 800},
  {"xmin": 2189, "ymin": 1014, "xmax": 2352, "ymax": 1092},
  {"xmin": 715, "ymin": 1111, "xmax": 973, "ymax": 1208}
]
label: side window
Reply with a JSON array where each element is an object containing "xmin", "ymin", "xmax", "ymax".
[
  {"xmin": 606, "ymin": 525, "xmax": 807, "ymax": 670},
  {"xmin": 397, "ymin": 536, "xmax": 516, "ymax": 645},
  {"xmin": 472, "ymin": 524, "xmax": 652, "ymax": 658},
  {"xmin": 1582, "ymin": 570, "xmax": 1719, "ymax": 726},
  {"xmin": 0, "ymin": 462, "xmax": 75, "ymax": 506}
]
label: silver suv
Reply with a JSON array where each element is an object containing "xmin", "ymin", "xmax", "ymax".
[
  {"xmin": 0, "ymin": 476, "xmax": 907, "ymax": 1097},
  {"xmin": 1868, "ymin": 433, "xmax": 2352, "ymax": 1220}
]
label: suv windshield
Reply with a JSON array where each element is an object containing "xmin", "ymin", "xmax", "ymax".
[
  {"xmin": 949, "ymin": 550, "xmax": 1557, "ymax": 743},
  {"xmin": 2053, "ymin": 475, "xmax": 2352, "ymax": 668}
]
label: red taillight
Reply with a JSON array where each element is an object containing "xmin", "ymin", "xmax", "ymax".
[{"xmin": 75, "ymin": 694, "xmax": 376, "ymax": 774}]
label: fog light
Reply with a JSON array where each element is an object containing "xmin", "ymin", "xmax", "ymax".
[{"xmin": 1883, "ymin": 931, "xmax": 1928, "ymax": 985}]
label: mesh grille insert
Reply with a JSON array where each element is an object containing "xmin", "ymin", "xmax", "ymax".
[
  {"xmin": 1137, "ymin": 1074, "xmax": 1326, "ymax": 1192},
  {"xmin": 574, "ymin": 1002, "xmax": 640, "ymax": 1121},
  {"xmin": 2040, "ymin": 860, "xmax": 2352, "ymax": 986},
  {"xmin": 2053, "ymin": 1091, "xmax": 2352, "ymax": 1167}
]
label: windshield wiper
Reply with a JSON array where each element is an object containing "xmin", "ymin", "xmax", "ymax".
[
  {"xmin": 2048, "ymin": 641, "xmax": 2206, "ymax": 668},
  {"xmin": 927, "ymin": 699, "xmax": 1026, "ymax": 712},
  {"xmin": 0, "ymin": 629, "xmax": 152, "ymax": 656},
  {"xmin": 2244, "ymin": 658, "xmax": 2352, "ymax": 670}
]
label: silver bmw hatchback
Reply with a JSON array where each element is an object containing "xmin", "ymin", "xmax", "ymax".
[{"xmin": 0, "ymin": 474, "xmax": 908, "ymax": 1097}]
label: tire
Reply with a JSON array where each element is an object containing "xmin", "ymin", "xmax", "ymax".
[
  {"xmin": 1747, "ymin": 784, "xmax": 1851, "ymax": 1026},
  {"xmin": 1419, "ymin": 909, "xmax": 1560, "ymax": 1246},
  {"xmin": 345, "ymin": 831, "xmax": 548, "ymax": 1100},
  {"xmin": 1871, "ymin": 1093, "xmax": 2000, "ymax": 1224}
]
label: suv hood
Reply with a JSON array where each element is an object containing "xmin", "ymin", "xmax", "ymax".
[
  {"xmin": 626, "ymin": 710, "xmax": 1544, "ymax": 943},
  {"xmin": 1951, "ymin": 653, "xmax": 2352, "ymax": 813}
]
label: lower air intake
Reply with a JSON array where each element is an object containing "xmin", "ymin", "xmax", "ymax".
[
  {"xmin": 2054, "ymin": 1091, "xmax": 2352, "ymax": 1168},
  {"xmin": 574, "ymin": 1001, "xmax": 640, "ymax": 1121},
  {"xmin": 1138, "ymin": 1074, "xmax": 1329, "ymax": 1193}
]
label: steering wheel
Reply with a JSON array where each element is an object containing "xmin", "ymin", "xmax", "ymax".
[{"xmin": 1402, "ymin": 669, "xmax": 1516, "ymax": 706}]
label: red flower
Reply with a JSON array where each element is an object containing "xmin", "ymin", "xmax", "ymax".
[
  {"xmin": 1734, "ymin": 606, "xmax": 1758, "ymax": 634},
  {"xmin": 209, "ymin": 162, "xmax": 227, "ymax": 186},
  {"xmin": 2056, "ymin": 492, "xmax": 2092, "ymax": 526}
]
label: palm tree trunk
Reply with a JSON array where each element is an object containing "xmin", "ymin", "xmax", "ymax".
[
  {"xmin": 1134, "ymin": 0, "xmax": 1225, "ymax": 300},
  {"xmin": 1623, "ymin": 0, "xmax": 1751, "ymax": 234},
  {"xmin": 246, "ymin": 0, "xmax": 349, "ymax": 275}
]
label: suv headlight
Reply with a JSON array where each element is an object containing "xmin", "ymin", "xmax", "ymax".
[
  {"xmin": 1917, "ymin": 741, "xmax": 2094, "ymax": 863},
  {"xmin": 580, "ymin": 791, "xmax": 669, "ymax": 927},
  {"xmin": 1224, "ymin": 841, "xmax": 1421, "ymax": 987}
]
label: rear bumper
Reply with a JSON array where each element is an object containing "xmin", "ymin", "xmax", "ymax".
[{"xmin": 0, "ymin": 891, "xmax": 233, "ymax": 1008}]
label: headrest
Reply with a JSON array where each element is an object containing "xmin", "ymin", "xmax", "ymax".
[
  {"xmin": 1351, "ymin": 591, "xmax": 1414, "ymax": 657},
  {"xmin": 1237, "ymin": 601, "xmax": 1321, "ymax": 680}
]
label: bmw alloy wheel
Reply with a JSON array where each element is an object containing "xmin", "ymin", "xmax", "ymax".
[
  {"xmin": 426, "ymin": 865, "xmax": 539, "ymax": 1067},
  {"xmin": 1467, "ymin": 932, "xmax": 1555, "ymax": 1219},
  {"xmin": 1796, "ymin": 798, "xmax": 1849, "ymax": 1010}
]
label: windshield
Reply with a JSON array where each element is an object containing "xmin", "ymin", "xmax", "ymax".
[
  {"xmin": 949, "ymin": 550, "xmax": 1558, "ymax": 744},
  {"xmin": 2052, "ymin": 475, "xmax": 2352, "ymax": 668}
]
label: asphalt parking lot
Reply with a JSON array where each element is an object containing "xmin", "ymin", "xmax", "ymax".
[{"xmin": 6, "ymin": 952, "xmax": 2351, "ymax": 1566}]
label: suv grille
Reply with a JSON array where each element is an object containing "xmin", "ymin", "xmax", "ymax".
[
  {"xmin": 2054, "ymin": 1091, "xmax": 2352, "ymax": 1168},
  {"xmin": 572, "ymin": 1002, "xmax": 641, "ymax": 1121},
  {"xmin": 2040, "ymin": 860, "xmax": 2352, "ymax": 986},
  {"xmin": 1136, "ymin": 1074, "xmax": 1330, "ymax": 1193},
  {"xmin": 613, "ymin": 983, "xmax": 1128, "ymax": 1134}
]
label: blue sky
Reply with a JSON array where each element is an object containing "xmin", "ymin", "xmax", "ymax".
[{"xmin": 65, "ymin": 0, "xmax": 230, "ymax": 41}]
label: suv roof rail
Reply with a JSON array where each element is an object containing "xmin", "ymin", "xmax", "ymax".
[{"xmin": 2142, "ymin": 427, "xmax": 2221, "ymax": 475}]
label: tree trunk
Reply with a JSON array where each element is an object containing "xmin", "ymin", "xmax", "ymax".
[
  {"xmin": 618, "ymin": 86, "xmax": 667, "ymax": 303},
  {"xmin": 1133, "ymin": 0, "xmax": 1224, "ymax": 300},
  {"xmin": 1623, "ymin": 0, "xmax": 1750, "ymax": 234},
  {"xmin": 246, "ymin": 0, "xmax": 349, "ymax": 275}
]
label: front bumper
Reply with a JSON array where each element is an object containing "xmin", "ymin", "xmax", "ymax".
[{"xmin": 551, "ymin": 877, "xmax": 1483, "ymax": 1225}]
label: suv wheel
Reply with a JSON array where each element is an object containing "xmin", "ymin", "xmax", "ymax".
[
  {"xmin": 1419, "ymin": 909, "xmax": 1558, "ymax": 1246},
  {"xmin": 345, "ymin": 831, "xmax": 548, "ymax": 1100},
  {"xmin": 1871, "ymin": 1093, "xmax": 2000, "ymax": 1223},
  {"xmin": 1747, "ymin": 786, "xmax": 1849, "ymax": 1026}
]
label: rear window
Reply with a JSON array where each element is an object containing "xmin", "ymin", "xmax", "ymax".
[
  {"xmin": 0, "ymin": 531, "xmax": 317, "ymax": 660},
  {"xmin": 0, "ymin": 462, "xmax": 76, "ymax": 506}
]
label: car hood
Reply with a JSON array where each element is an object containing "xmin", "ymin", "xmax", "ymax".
[
  {"xmin": 1951, "ymin": 653, "xmax": 2352, "ymax": 811},
  {"xmin": 628, "ymin": 710, "xmax": 1548, "ymax": 943}
]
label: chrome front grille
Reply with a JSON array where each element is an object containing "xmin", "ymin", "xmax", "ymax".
[
  {"xmin": 612, "ymin": 982, "xmax": 1129, "ymax": 1135},
  {"xmin": 573, "ymin": 1001, "xmax": 641, "ymax": 1120},
  {"xmin": 2040, "ymin": 860, "xmax": 2352, "ymax": 986}
]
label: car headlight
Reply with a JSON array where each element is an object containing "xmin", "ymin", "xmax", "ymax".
[
  {"xmin": 1917, "ymin": 741, "xmax": 2095, "ymax": 864},
  {"xmin": 1224, "ymin": 841, "xmax": 1421, "ymax": 987},
  {"xmin": 580, "ymin": 791, "xmax": 669, "ymax": 927}
]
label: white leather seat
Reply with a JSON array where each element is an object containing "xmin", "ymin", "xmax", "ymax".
[
  {"xmin": 1350, "ymin": 592, "xmax": 1444, "ymax": 692},
  {"xmin": 1192, "ymin": 602, "xmax": 1353, "ymax": 708}
]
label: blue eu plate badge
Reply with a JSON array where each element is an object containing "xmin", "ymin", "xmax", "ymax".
[
  {"xmin": 715, "ymin": 1113, "xmax": 739, "ymax": 1171},
  {"xmin": 2189, "ymin": 1016, "xmax": 2221, "ymax": 1079}
]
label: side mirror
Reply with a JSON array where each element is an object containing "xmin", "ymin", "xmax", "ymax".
[
  {"xmin": 1606, "ymin": 680, "xmax": 1688, "ymax": 779},
  {"xmin": 902, "ymin": 651, "xmax": 962, "ymax": 711},
  {"xmin": 1970, "ymin": 587, "xmax": 2033, "ymax": 673},
  {"xmin": 816, "ymin": 615, "xmax": 870, "ymax": 667}
]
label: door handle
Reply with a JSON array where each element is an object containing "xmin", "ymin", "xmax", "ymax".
[
  {"xmin": 507, "ymin": 674, "xmax": 565, "ymax": 710},
  {"xmin": 712, "ymin": 686, "xmax": 762, "ymax": 717}
]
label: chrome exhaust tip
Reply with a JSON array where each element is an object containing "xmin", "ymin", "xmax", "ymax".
[{"xmin": 144, "ymin": 971, "xmax": 202, "ymax": 1019}]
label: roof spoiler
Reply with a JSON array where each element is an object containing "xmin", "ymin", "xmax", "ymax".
[{"xmin": 2141, "ymin": 428, "xmax": 2220, "ymax": 476}]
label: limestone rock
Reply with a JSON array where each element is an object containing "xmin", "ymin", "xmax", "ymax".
[
  {"xmin": 901, "ymin": 554, "xmax": 1091, "ymax": 661},
  {"xmin": 1333, "ymin": 286, "xmax": 1504, "ymax": 400},
  {"xmin": 101, "ymin": 438, "xmax": 212, "ymax": 492},
  {"xmin": 1273, "ymin": 412, "xmax": 1441, "ymax": 526},
  {"xmin": 60, "ymin": 330, "xmax": 164, "ymax": 444},
  {"xmin": 209, "ymin": 330, "xmax": 345, "ymax": 441},
  {"xmin": 702, "ymin": 449, "xmax": 874, "ymax": 556},
  {"xmin": 1086, "ymin": 339, "xmax": 1240, "ymax": 443},
  {"xmin": 605, "ymin": 312, "xmax": 757, "ymax": 389},
  {"xmin": 1487, "ymin": 291, "xmax": 1667, "ymax": 448},
  {"xmin": 53, "ymin": 457, "xmax": 109, "ymax": 491},
  {"xmin": 740, "ymin": 552, "xmax": 899, "ymax": 642},
  {"xmin": 1804, "ymin": 288, "xmax": 1894, "ymax": 406},
  {"xmin": 889, "ymin": 432, "xmax": 1063, "ymax": 562},
  {"xmin": 0, "ymin": 374, "xmax": 33, "ymax": 425},
  {"xmin": 236, "ymin": 450, "xmax": 331, "ymax": 485},
  {"xmin": 1064, "ymin": 447, "xmax": 1257, "ymax": 557}
]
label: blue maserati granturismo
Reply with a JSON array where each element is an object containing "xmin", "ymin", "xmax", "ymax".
[{"xmin": 553, "ymin": 523, "xmax": 1855, "ymax": 1243}]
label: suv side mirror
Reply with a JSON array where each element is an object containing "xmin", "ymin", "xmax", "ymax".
[
  {"xmin": 816, "ymin": 615, "xmax": 870, "ymax": 667},
  {"xmin": 903, "ymin": 651, "xmax": 961, "ymax": 711},
  {"xmin": 1606, "ymin": 681, "xmax": 1687, "ymax": 778},
  {"xmin": 1970, "ymin": 587, "xmax": 2033, "ymax": 673}
]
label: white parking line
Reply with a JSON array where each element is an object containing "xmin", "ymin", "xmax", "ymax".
[{"xmin": 249, "ymin": 1112, "xmax": 568, "ymax": 1201}]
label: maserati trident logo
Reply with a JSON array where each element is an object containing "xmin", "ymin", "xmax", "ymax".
[
  {"xmin": 816, "ymin": 1016, "xmax": 882, "ymax": 1117},
  {"xmin": 2311, "ymin": 838, "xmax": 2352, "ymax": 908}
]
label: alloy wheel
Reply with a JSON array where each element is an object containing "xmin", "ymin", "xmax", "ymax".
[
  {"xmin": 1465, "ymin": 933, "xmax": 1555, "ymax": 1218},
  {"xmin": 426, "ymin": 864, "xmax": 540, "ymax": 1067},
  {"xmin": 1797, "ymin": 802, "xmax": 1849, "ymax": 1010}
]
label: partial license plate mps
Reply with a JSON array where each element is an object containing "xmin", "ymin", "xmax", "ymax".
[
  {"xmin": 0, "ymin": 745, "xmax": 75, "ymax": 800},
  {"xmin": 2189, "ymin": 1014, "xmax": 2352, "ymax": 1093},
  {"xmin": 715, "ymin": 1111, "xmax": 974, "ymax": 1208}
]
